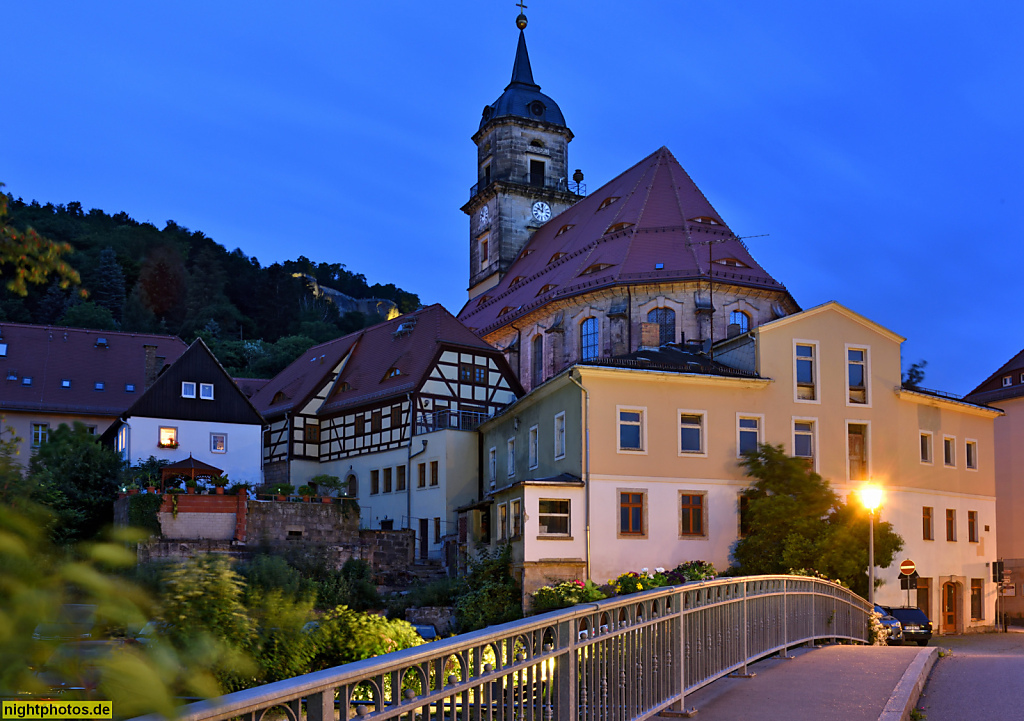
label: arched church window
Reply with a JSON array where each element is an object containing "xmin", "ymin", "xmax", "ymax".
[
  {"xmin": 730, "ymin": 311, "xmax": 750, "ymax": 334},
  {"xmin": 647, "ymin": 308, "xmax": 676, "ymax": 346},
  {"xmin": 581, "ymin": 318, "xmax": 599, "ymax": 361},
  {"xmin": 532, "ymin": 335, "xmax": 544, "ymax": 387}
]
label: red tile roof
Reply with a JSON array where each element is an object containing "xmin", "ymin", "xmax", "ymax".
[
  {"xmin": 458, "ymin": 146, "xmax": 791, "ymax": 334},
  {"xmin": 252, "ymin": 304, "xmax": 508, "ymax": 418},
  {"xmin": 0, "ymin": 322, "xmax": 186, "ymax": 416}
]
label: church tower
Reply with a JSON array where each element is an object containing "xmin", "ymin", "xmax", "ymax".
[{"xmin": 462, "ymin": 12, "xmax": 580, "ymax": 301}]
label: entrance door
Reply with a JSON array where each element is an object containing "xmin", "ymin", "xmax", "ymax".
[
  {"xmin": 942, "ymin": 582, "xmax": 958, "ymax": 634},
  {"xmin": 419, "ymin": 518, "xmax": 428, "ymax": 561}
]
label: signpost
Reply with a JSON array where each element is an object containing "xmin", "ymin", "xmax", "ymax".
[
  {"xmin": 900, "ymin": 559, "xmax": 916, "ymax": 576},
  {"xmin": 898, "ymin": 559, "xmax": 917, "ymax": 607}
]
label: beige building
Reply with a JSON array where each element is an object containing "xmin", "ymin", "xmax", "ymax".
[{"xmin": 475, "ymin": 302, "xmax": 1000, "ymax": 633}]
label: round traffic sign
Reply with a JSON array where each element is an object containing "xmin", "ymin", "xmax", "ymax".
[{"xmin": 899, "ymin": 559, "xmax": 916, "ymax": 576}]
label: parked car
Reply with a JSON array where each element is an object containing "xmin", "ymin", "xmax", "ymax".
[
  {"xmin": 881, "ymin": 606, "xmax": 933, "ymax": 646},
  {"xmin": 32, "ymin": 604, "xmax": 97, "ymax": 641},
  {"xmin": 873, "ymin": 604, "xmax": 904, "ymax": 645}
]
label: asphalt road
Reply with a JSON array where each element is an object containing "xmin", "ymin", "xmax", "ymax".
[{"xmin": 917, "ymin": 632, "xmax": 1024, "ymax": 720}]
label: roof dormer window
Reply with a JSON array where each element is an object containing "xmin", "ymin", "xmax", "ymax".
[
  {"xmin": 125, "ymin": 383, "xmax": 135, "ymax": 393},
  {"xmin": 200, "ymin": 383, "xmax": 214, "ymax": 400},
  {"xmin": 272, "ymin": 391, "xmax": 287, "ymax": 404},
  {"xmin": 61, "ymin": 379, "xmax": 71, "ymax": 389},
  {"xmin": 95, "ymin": 337, "xmax": 108, "ymax": 348},
  {"xmin": 716, "ymin": 257, "xmax": 749, "ymax": 268},
  {"xmin": 5, "ymin": 371, "xmax": 16, "ymax": 381},
  {"xmin": 95, "ymin": 382, "xmax": 105, "ymax": 391},
  {"xmin": 597, "ymin": 196, "xmax": 620, "ymax": 211},
  {"xmin": 509, "ymin": 276, "xmax": 526, "ymax": 286},
  {"xmin": 548, "ymin": 252, "xmax": 566, "ymax": 264},
  {"xmin": 21, "ymin": 376, "xmax": 32, "ymax": 387},
  {"xmin": 181, "ymin": 381, "xmax": 196, "ymax": 398},
  {"xmin": 537, "ymin": 284, "xmax": 558, "ymax": 296},
  {"xmin": 580, "ymin": 263, "xmax": 614, "ymax": 276},
  {"xmin": 555, "ymin": 224, "xmax": 574, "ymax": 237},
  {"xmin": 605, "ymin": 222, "xmax": 634, "ymax": 235},
  {"xmin": 476, "ymin": 295, "xmax": 491, "ymax": 307},
  {"xmin": 518, "ymin": 248, "xmax": 535, "ymax": 261},
  {"xmin": 337, "ymin": 381, "xmax": 352, "ymax": 393},
  {"xmin": 498, "ymin": 306, "xmax": 515, "ymax": 316},
  {"xmin": 0, "ymin": 343, "xmax": 7, "ymax": 357},
  {"xmin": 689, "ymin": 216, "xmax": 721, "ymax": 225},
  {"xmin": 383, "ymin": 367, "xmax": 402, "ymax": 380}
]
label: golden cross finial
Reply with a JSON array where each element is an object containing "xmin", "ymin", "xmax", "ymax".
[
  {"xmin": 516, "ymin": 0, "xmax": 528, "ymax": 11},
  {"xmin": 515, "ymin": 1, "xmax": 528, "ymax": 29}
]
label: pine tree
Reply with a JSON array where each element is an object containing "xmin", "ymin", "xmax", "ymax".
[{"xmin": 91, "ymin": 247, "xmax": 126, "ymax": 320}]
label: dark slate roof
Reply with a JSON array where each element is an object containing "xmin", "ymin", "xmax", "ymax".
[
  {"xmin": 0, "ymin": 322, "xmax": 186, "ymax": 416},
  {"xmin": 121, "ymin": 338, "xmax": 264, "ymax": 425},
  {"xmin": 965, "ymin": 347, "xmax": 1024, "ymax": 403},
  {"xmin": 581, "ymin": 342, "xmax": 761, "ymax": 379},
  {"xmin": 252, "ymin": 304, "xmax": 521, "ymax": 419},
  {"xmin": 479, "ymin": 30, "xmax": 566, "ymax": 131},
  {"xmin": 234, "ymin": 377, "xmax": 270, "ymax": 399},
  {"xmin": 458, "ymin": 147, "xmax": 793, "ymax": 335}
]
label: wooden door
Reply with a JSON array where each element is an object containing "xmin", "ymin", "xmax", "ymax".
[
  {"xmin": 419, "ymin": 518, "xmax": 428, "ymax": 560},
  {"xmin": 942, "ymin": 582, "xmax": 957, "ymax": 633}
]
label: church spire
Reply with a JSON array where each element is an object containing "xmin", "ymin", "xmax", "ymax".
[{"xmin": 508, "ymin": 30, "xmax": 539, "ymax": 89}]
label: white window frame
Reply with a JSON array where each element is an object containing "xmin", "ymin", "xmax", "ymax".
[
  {"xmin": 792, "ymin": 416, "xmax": 818, "ymax": 472},
  {"xmin": 920, "ymin": 431, "xmax": 934, "ymax": 465},
  {"xmin": 677, "ymin": 409, "xmax": 707, "ymax": 457},
  {"xmin": 736, "ymin": 412, "xmax": 764, "ymax": 458},
  {"xmin": 488, "ymin": 447, "xmax": 497, "ymax": 486},
  {"xmin": 210, "ymin": 432, "xmax": 227, "ymax": 454},
  {"xmin": 200, "ymin": 383, "xmax": 214, "ymax": 400},
  {"xmin": 507, "ymin": 438, "xmax": 516, "ymax": 477},
  {"xmin": 528, "ymin": 425, "xmax": 539, "ymax": 469},
  {"xmin": 181, "ymin": 381, "xmax": 196, "ymax": 398},
  {"xmin": 793, "ymin": 339, "xmax": 820, "ymax": 404},
  {"xmin": 31, "ymin": 422, "xmax": 49, "ymax": 448},
  {"xmin": 965, "ymin": 438, "xmax": 978, "ymax": 471},
  {"xmin": 845, "ymin": 420, "xmax": 871, "ymax": 482},
  {"xmin": 538, "ymin": 498, "xmax": 571, "ymax": 537},
  {"xmin": 554, "ymin": 411, "xmax": 566, "ymax": 460},
  {"xmin": 1003, "ymin": 376, "xmax": 1013, "ymax": 387},
  {"xmin": 845, "ymin": 344, "xmax": 871, "ymax": 407},
  {"xmin": 943, "ymin": 435, "xmax": 956, "ymax": 468},
  {"xmin": 616, "ymin": 405, "xmax": 647, "ymax": 454}
]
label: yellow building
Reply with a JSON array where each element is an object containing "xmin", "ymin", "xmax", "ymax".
[{"xmin": 476, "ymin": 301, "xmax": 999, "ymax": 634}]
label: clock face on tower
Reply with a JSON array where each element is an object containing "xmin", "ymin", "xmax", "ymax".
[{"xmin": 531, "ymin": 201, "xmax": 551, "ymax": 223}]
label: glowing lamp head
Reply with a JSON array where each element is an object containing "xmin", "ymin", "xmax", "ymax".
[{"xmin": 860, "ymin": 485, "xmax": 883, "ymax": 513}]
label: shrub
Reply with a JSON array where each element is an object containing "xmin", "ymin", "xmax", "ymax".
[
  {"xmin": 454, "ymin": 545, "xmax": 521, "ymax": 632},
  {"xmin": 297, "ymin": 485, "xmax": 314, "ymax": 497},
  {"xmin": 663, "ymin": 560, "xmax": 717, "ymax": 585},
  {"xmin": 610, "ymin": 570, "xmax": 662, "ymax": 596},
  {"xmin": 310, "ymin": 605, "xmax": 422, "ymax": 670},
  {"xmin": 531, "ymin": 579, "xmax": 606, "ymax": 613}
]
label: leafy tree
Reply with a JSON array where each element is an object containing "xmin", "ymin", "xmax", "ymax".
[
  {"xmin": 0, "ymin": 185, "xmax": 82, "ymax": 295},
  {"xmin": 902, "ymin": 360, "xmax": 928, "ymax": 390},
  {"xmin": 135, "ymin": 244, "xmax": 187, "ymax": 322},
  {"xmin": 732, "ymin": 444, "xmax": 903, "ymax": 598},
  {"xmin": 59, "ymin": 301, "xmax": 118, "ymax": 331},
  {"xmin": 28, "ymin": 422, "xmax": 126, "ymax": 543},
  {"xmin": 0, "ymin": 422, "xmax": 30, "ymax": 504}
]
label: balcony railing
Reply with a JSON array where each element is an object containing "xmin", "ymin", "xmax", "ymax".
[
  {"xmin": 416, "ymin": 409, "xmax": 491, "ymax": 434},
  {"xmin": 129, "ymin": 575, "xmax": 870, "ymax": 721},
  {"xmin": 471, "ymin": 173, "xmax": 585, "ymax": 200}
]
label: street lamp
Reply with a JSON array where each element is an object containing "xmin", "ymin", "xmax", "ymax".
[{"xmin": 860, "ymin": 484, "xmax": 883, "ymax": 604}]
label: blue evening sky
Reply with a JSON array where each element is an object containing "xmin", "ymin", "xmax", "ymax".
[{"xmin": 3, "ymin": 2, "xmax": 1021, "ymax": 395}]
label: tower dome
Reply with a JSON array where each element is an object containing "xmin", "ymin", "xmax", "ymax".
[{"xmin": 479, "ymin": 30, "xmax": 566, "ymax": 130}]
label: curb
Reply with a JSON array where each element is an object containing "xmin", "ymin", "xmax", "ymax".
[{"xmin": 878, "ymin": 646, "xmax": 939, "ymax": 721}]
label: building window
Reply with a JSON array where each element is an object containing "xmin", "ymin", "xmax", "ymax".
[
  {"xmin": 738, "ymin": 415, "xmax": 761, "ymax": 456},
  {"xmin": 95, "ymin": 382, "xmax": 105, "ymax": 391},
  {"xmin": 795, "ymin": 343, "xmax": 817, "ymax": 401},
  {"xmin": 371, "ymin": 410, "xmax": 382, "ymax": 433},
  {"xmin": 554, "ymin": 412, "xmax": 566, "ymax": 460},
  {"xmin": 0, "ymin": 343, "xmax": 6, "ymax": 356},
  {"xmin": 848, "ymin": 423, "xmax": 868, "ymax": 480},
  {"xmin": 729, "ymin": 310, "xmax": 749, "ymax": 335},
  {"xmin": 181, "ymin": 381, "xmax": 196, "ymax": 398},
  {"xmin": 488, "ymin": 448, "xmax": 497, "ymax": 485},
  {"xmin": 391, "ymin": 404, "xmax": 403, "ymax": 428},
  {"xmin": 920, "ymin": 432, "xmax": 933, "ymax": 464},
  {"xmin": 971, "ymin": 579, "xmax": 983, "ymax": 621},
  {"xmin": 397, "ymin": 465, "xmax": 406, "ymax": 492},
  {"xmin": 125, "ymin": 383, "xmax": 135, "ymax": 393},
  {"xmin": 61, "ymin": 379, "xmax": 71, "ymax": 389},
  {"xmin": 1003, "ymin": 376, "xmax": 1013, "ymax": 387},
  {"xmin": 511, "ymin": 499, "xmax": 522, "ymax": 537},
  {"xmin": 507, "ymin": 439, "xmax": 516, "ymax": 476},
  {"xmin": 304, "ymin": 424, "xmax": 320, "ymax": 443},
  {"xmin": 210, "ymin": 433, "xmax": 227, "ymax": 453},
  {"xmin": 528, "ymin": 425, "xmax": 539, "ymax": 469},
  {"xmin": 619, "ymin": 492, "xmax": 645, "ymax": 536},
  {"xmin": 538, "ymin": 499, "xmax": 570, "ymax": 535},
  {"xmin": 923, "ymin": 506, "xmax": 934, "ymax": 541},
  {"xmin": 968, "ymin": 510, "xmax": 979, "ymax": 543},
  {"xmin": 532, "ymin": 335, "xmax": 544, "ymax": 387},
  {"xmin": 848, "ymin": 348, "xmax": 867, "ymax": 404},
  {"xmin": 158, "ymin": 427, "xmax": 177, "ymax": 448},
  {"xmin": 618, "ymin": 408, "xmax": 645, "ymax": 452},
  {"xmin": 31, "ymin": 423, "xmax": 49, "ymax": 448},
  {"xmin": 459, "ymin": 363, "xmax": 486, "ymax": 385},
  {"xmin": 200, "ymin": 383, "xmax": 214, "ymax": 400},
  {"xmin": 21, "ymin": 376, "xmax": 32, "ymax": 387},
  {"xmin": 581, "ymin": 317, "xmax": 599, "ymax": 361},
  {"xmin": 370, "ymin": 470, "xmax": 379, "ymax": 495},
  {"xmin": 679, "ymin": 492, "xmax": 705, "ymax": 537},
  {"xmin": 418, "ymin": 462, "xmax": 426, "ymax": 488},
  {"xmin": 944, "ymin": 436, "xmax": 956, "ymax": 467},
  {"xmin": 793, "ymin": 420, "xmax": 814, "ymax": 462},
  {"xmin": 383, "ymin": 467, "xmax": 392, "ymax": 493},
  {"xmin": 529, "ymin": 158, "xmax": 546, "ymax": 186},
  {"xmin": 966, "ymin": 440, "xmax": 978, "ymax": 470},
  {"xmin": 647, "ymin": 308, "xmax": 676, "ymax": 346},
  {"xmin": 946, "ymin": 509, "xmax": 956, "ymax": 541},
  {"xmin": 430, "ymin": 460, "xmax": 439, "ymax": 486},
  {"xmin": 679, "ymin": 412, "xmax": 705, "ymax": 455},
  {"xmin": 479, "ymin": 235, "xmax": 489, "ymax": 269},
  {"xmin": 498, "ymin": 503, "xmax": 508, "ymax": 540}
]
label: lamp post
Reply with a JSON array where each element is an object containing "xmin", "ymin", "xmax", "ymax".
[{"xmin": 860, "ymin": 485, "xmax": 884, "ymax": 605}]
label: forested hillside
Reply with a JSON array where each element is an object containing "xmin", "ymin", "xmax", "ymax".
[{"xmin": 0, "ymin": 195, "xmax": 420, "ymax": 377}]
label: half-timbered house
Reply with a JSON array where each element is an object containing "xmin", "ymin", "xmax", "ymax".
[{"xmin": 252, "ymin": 304, "xmax": 523, "ymax": 560}]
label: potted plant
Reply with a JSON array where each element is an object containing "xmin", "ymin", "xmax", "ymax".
[
  {"xmin": 297, "ymin": 485, "xmax": 314, "ymax": 502},
  {"xmin": 212, "ymin": 475, "xmax": 229, "ymax": 495},
  {"xmin": 184, "ymin": 478, "xmax": 198, "ymax": 494},
  {"xmin": 312, "ymin": 473, "xmax": 343, "ymax": 503},
  {"xmin": 125, "ymin": 481, "xmax": 140, "ymax": 496},
  {"xmin": 274, "ymin": 484, "xmax": 294, "ymax": 502}
]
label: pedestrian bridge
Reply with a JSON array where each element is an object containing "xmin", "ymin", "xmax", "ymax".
[{"xmin": 134, "ymin": 576, "xmax": 871, "ymax": 721}]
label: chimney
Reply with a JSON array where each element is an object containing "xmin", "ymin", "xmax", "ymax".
[
  {"xmin": 143, "ymin": 345, "xmax": 158, "ymax": 390},
  {"xmin": 640, "ymin": 322, "xmax": 660, "ymax": 350}
]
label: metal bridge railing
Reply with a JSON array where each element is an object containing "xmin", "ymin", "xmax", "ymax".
[{"xmin": 131, "ymin": 575, "xmax": 870, "ymax": 721}]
